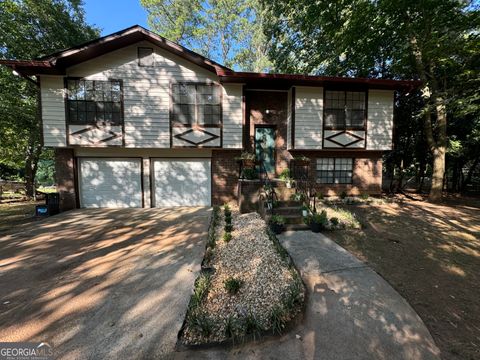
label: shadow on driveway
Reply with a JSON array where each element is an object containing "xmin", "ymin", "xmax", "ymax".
[{"xmin": 0, "ymin": 207, "xmax": 210, "ymax": 359}]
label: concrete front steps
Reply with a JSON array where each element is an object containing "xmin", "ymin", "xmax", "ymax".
[{"xmin": 267, "ymin": 200, "xmax": 310, "ymax": 231}]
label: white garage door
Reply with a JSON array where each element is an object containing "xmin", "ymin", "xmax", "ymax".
[
  {"xmin": 79, "ymin": 158, "xmax": 142, "ymax": 208},
  {"xmin": 153, "ymin": 159, "xmax": 211, "ymax": 207}
]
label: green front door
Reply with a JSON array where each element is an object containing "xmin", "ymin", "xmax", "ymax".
[{"xmin": 255, "ymin": 127, "xmax": 276, "ymax": 174}]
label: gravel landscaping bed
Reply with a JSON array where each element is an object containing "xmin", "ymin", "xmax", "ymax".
[{"xmin": 180, "ymin": 206, "xmax": 305, "ymax": 345}]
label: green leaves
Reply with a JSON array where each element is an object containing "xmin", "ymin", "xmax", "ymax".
[{"xmin": 140, "ymin": 0, "xmax": 271, "ymax": 71}]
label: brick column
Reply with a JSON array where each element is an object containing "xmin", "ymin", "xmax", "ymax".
[
  {"xmin": 54, "ymin": 148, "xmax": 77, "ymax": 211},
  {"xmin": 211, "ymin": 150, "xmax": 241, "ymax": 205}
]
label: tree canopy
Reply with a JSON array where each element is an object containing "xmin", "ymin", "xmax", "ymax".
[
  {"xmin": 140, "ymin": 0, "xmax": 270, "ymax": 71},
  {"xmin": 262, "ymin": 0, "xmax": 480, "ymax": 199},
  {"xmin": 0, "ymin": 0, "xmax": 99, "ymax": 193}
]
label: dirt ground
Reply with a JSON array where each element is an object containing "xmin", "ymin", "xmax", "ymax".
[
  {"xmin": 0, "ymin": 201, "xmax": 41, "ymax": 234},
  {"xmin": 327, "ymin": 196, "xmax": 480, "ymax": 360}
]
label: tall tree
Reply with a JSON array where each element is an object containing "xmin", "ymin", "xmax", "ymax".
[
  {"xmin": 140, "ymin": 0, "xmax": 271, "ymax": 71},
  {"xmin": 0, "ymin": 0, "xmax": 99, "ymax": 195},
  {"xmin": 262, "ymin": 0, "xmax": 479, "ymax": 201}
]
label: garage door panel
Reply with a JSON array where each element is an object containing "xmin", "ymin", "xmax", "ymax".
[
  {"xmin": 80, "ymin": 159, "xmax": 142, "ymax": 208},
  {"xmin": 153, "ymin": 159, "xmax": 211, "ymax": 207}
]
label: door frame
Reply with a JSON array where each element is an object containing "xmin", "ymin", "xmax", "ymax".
[{"xmin": 254, "ymin": 124, "xmax": 277, "ymax": 175}]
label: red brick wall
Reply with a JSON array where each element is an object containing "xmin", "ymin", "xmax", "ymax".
[
  {"xmin": 291, "ymin": 150, "xmax": 383, "ymax": 196},
  {"xmin": 211, "ymin": 150, "xmax": 241, "ymax": 205},
  {"xmin": 54, "ymin": 148, "xmax": 77, "ymax": 211},
  {"xmin": 246, "ymin": 91, "xmax": 291, "ymax": 175}
]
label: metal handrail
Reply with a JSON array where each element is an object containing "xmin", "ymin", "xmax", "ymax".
[{"xmin": 258, "ymin": 161, "xmax": 278, "ymax": 215}]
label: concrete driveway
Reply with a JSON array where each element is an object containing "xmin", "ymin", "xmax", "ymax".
[{"xmin": 0, "ymin": 207, "xmax": 210, "ymax": 359}]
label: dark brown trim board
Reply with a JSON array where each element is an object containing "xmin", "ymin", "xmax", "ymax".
[{"xmin": 291, "ymin": 86, "xmax": 296, "ymax": 149}]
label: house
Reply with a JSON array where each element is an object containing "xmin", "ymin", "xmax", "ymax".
[{"xmin": 0, "ymin": 25, "xmax": 418, "ymax": 211}]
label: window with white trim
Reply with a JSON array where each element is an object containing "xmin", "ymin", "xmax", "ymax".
[
  {"xmin": 316, "ymin": 158, "xmax": 353, "ymax": 184},
  {"xmin": 324, "ymin": 90, "xmax": 366, "ymax": 130},
  {"xmin": 171, "ymin": 83, "xmax": 221, "ymax": 126}
]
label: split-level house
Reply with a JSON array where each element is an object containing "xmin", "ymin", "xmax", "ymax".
[{"xmin": 1, "ymin": 26, "xmax": 417, "ymax": 211}]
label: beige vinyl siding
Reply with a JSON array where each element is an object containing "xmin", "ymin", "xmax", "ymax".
[
  {"xmin": 222, "ymin": 84, "xmax": 243, "ymax": 148},
  {"xmin": 66, "ymin": 41, "xmax": 221, "ymax": 148},
  {"xmin": 294, "ymin": 86, "xmax": 323, "ymax": 149},
  {"xmin": 40, "ymin": 76, "xmax": 66, "ymax": 147},
  {"xmin": 366, "ymin": 90, "xmax": 394, "ymax": 150}
]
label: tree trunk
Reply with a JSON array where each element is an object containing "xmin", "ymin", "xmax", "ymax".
[{"xmin": 430, "ymin": 147, "xmax": 445, "ymax": 201}]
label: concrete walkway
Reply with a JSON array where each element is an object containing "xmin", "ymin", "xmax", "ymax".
[{"xmin": 175, "ymin": 231, "xmax": 440, "ymax": 360}]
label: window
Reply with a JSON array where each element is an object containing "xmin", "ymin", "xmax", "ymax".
[
  {"xmin": 324, "ymin": 90, "xmax": 366, "ymax": 130},
  {"xmin": 316, "ymin": 158, "xmax": 353, "ymax": 184},
  {"xmin": 66, "ymin": 79, "xmax": 122, "ymax": 125},
  {"xmin": 138, "ymin": 47, "xmax": 154, "ymax": 67},
  {"xmin": 171, "ymin": 83, "xmax": 221, "ymax": 126}
]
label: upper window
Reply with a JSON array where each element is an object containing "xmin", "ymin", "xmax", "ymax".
[
  {"xmin": 171, "ymin": 83, "xmax": 221, "ymax": 126},
  {"xmin": 138, "ymin": 47, "xmax": 154, "ymax": 67},
  {"xmin": 324, "ymin": 90, "xmax": 366, "ymax": 130},
  {"xmin": 316, "ymin": 158, "xmax": 353, "ymax": 184},
  {"xmin": 66, "ymin": 79, "xmax": 123, "ymax": 125}
]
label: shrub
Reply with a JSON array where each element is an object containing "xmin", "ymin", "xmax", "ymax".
[
  {"xmin": 269, "ymin": 214, "xmax": 286, "ymax": 225},
  {"xmin": 317, "ymin": 193, "xmax": 324, "ymax": 200},
  {"xmin": 225, "ymin": 216, "xmax": 232, "ymax": 226},
  {"xmin": 360, "ymin": 193, "xmax": 369, "ymax": 200},
  {"xmin": 223, "ymin": 203, "xmax": 230, "ymax": 211},
  {"xmin": 224, "ymin": 224, "xmax": 233, "ymax": 232},
  {"xmin": 223, "ymin": 232, "xmax": 232, "ymax": 242},
  {"xmin": 330, "ymin": 217, "xmax": 340, "ymax": 227},
  {"xmin": 224, "ymin": 277, "xmax": 243, "ymax": 294},
  {"xmin": 340, "ymin": 191, "xmax": 348, "ymax": 199}
]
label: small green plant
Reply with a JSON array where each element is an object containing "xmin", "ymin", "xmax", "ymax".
[
  {"xmin": 242, "ymin": 313, "xmax": 263, "ymax": 340},
  {"xmin": 224, "ymin": 315, "xmax": 240, "ymax": 341},
  {"xmin": 330, "ymin": 217, "xmax": 340, "ymax": 227},
  {"xmin": 187, "ymin": 310, "xmax": 214, "ymax": 338},
  {"xmin": 317, "ymin": 193, "xmax": 324, "ymax": 200},
  {"xmin": 283, "ymin": 281, "xmax": 303, "ymax": 311},
  {"xmin": 225, "ymin": 215, "xmax": 232, "ymax": 225},
  {"xmin": 224, "ymin": 277, "xmax": 243, "ymax": 294},
  {"xmin": 360, "ymin": 193, "xmax": 369, "ymax": 200},
  {"xmin": 311, "ymin": 210, "xmax": 328, "ymax": 225},
  {"xmin": 279, "ymin": 168, "xmax": 291, "ymax": 181},
  {"xmin": 270, "ymin": 305, "xmax": 287, "ymax": 335},
  {"xmin": 290, "ymin": 192, "xmax": 305, "ymax": 201},
  {"xmin": 224, "ymin": 224, "xmax": 233, "ymax": 232},
  {"xmin": 223, "ymin": 203, "xmax": 230, "ymax": 211},
  {"xmin": 190, "ymin": 273, "xmax": 211, "ymax": 310},
  {"xmin": 340, "ymin": 191, "xmax": 348, "ymax": 199},
  {"xmin": 269, "ymin": 214, "xmax": 285, "ymax": 225},
  {"xmin": 223, "ymin": 232, "xmax": 232, "ymax": 242}
]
